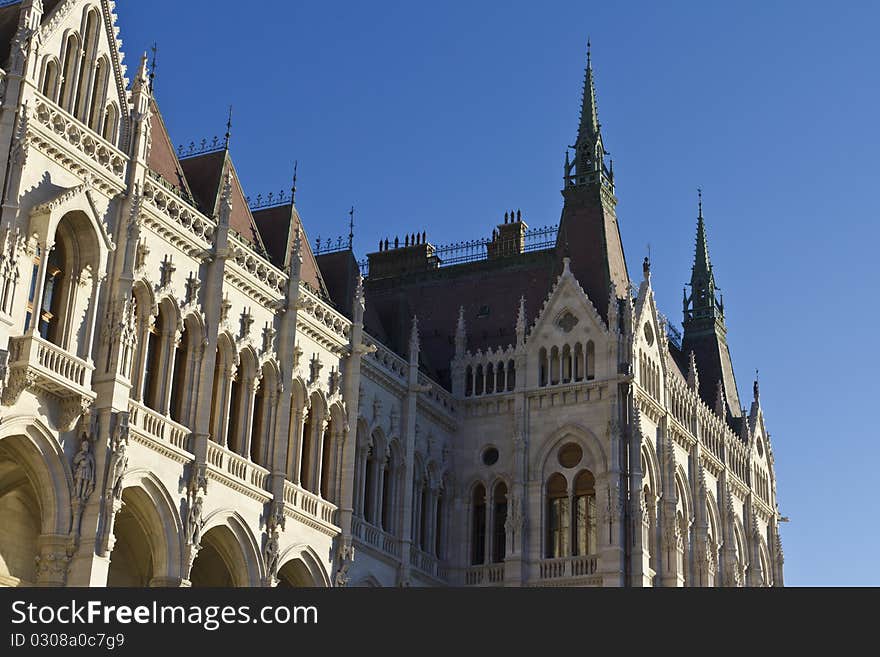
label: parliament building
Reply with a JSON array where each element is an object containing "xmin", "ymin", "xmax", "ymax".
[{"xmin": 0, "ymin": 0, "xmax": 783, "ymax": 587}]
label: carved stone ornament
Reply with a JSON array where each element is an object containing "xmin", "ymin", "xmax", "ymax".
[{"xmin": 334, "ymin": 542, "xmax": 355, "ymax": 588}]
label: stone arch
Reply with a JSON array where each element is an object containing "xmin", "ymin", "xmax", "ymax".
[
  {"xmin": 674, "ymin": 465, "xmax": 694, "ymax": 522},
  {"xmin": 0, "ymin": 417, "xmax": 73, "ymax": 537},
  {"xmin": 192, "ymin": 511, "xmax": 262, "ymax": 587},
  {"xmin": 640, "ymin": 439, "xmax": 661, "ymax": 495},
  {"xmin": 107, "ymin": 470, "xmax": 183, "ymax": 586},
  {"xmin": 535, "ymin": 423, "xmax": 608, "ymax": 483},
  {"xmin": 276, "ymin": 544, "xmax": 331, "ymax": 587}
]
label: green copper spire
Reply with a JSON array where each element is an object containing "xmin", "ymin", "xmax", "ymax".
[
  {"xmin": 564, "ymin": 39, "xmax": 610, "ymax": 188},
  {"xmin": 685, "ymin": 189, "xmax": 723, "ymax": 324}
]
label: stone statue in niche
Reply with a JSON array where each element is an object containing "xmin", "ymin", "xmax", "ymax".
[{"xmin": 72, "ymin": 438, "xmax": 96, "ymax": 503}]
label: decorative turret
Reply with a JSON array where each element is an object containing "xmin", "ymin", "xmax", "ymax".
[
  {"xmin": 687, "ymin": 351, "xmax": 699, "ymax": 393},
  {"xmin": 564, "ymin": 40, "xmax": 611, "ymax": 189},
  {"xmin": 454, "ymin": 306, "xmax": 467, "ymax": 360},
  {"xmin": 556, "ymin": 41, "xmax": 629, "ymax": 323},
  {"xmin": 515, "ymin": 296, "xmax": 526, "ymax": 348},
  {"xmin": 682, "ymin": 191, "xmax": 742, "ymax": 419},
  {"xmin": 408, "ymin": 315, "xmax": 420, "ymax": 367}
]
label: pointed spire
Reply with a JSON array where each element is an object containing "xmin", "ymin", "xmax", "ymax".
[
  {"xmin": 219, "ymin": 168, "xmax": 234, "ymax": 224},
  {"xmin": 687, "ymin": 351, "xmax": 699, "ymax": 392},
  {"xmin": 291, "ymin": 160, "xmax": 298, "ymax": 204},
  {"xmin": 353, "ymin": 272, "xmax": 365, "ymax": 323},
  {"xmin": 454, "ymin": 306, "xmax": 467, "ymax": 359},
  {"xmin": 348, "ymin": 206, "xmax": 355, "ymax": 249},
  {"xmin": 149, "ymin": 43, "xmax": 158, "ymax": 92},
  {"xmin": 714, "ymin": 379, "xmax": 726, "ymax": 418},
  {"xmin": 134, "ymin": 51, "xmax": 149, "ymax": 90},
  {"xmin": 224, "ymin": 105, "xmax": 233, "ymax": 150},
  {"xmin": 684, "ymin": 188, "xmax": 722, "ymax": 325},
  {"xmin": 515, "ymin": 296, "xmax": 527, "ymax": 347},
  {"xmin": 290, "ymin": 228, "xmax": 303, "ymax": 277},
  {"xmin": 753, "ymin": 369, "xmax": 760, "ymax": 403},
  {"xmin": 578, "ymin": 37, "xmax": 600, "ymax": 144},
  {"xmin": 408, "ymin": 315, "xmax": 420, "ymax": 366}
]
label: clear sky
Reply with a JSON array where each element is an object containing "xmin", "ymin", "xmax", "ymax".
[{"xmin": 116, "ymin": 0, "xmax": 879, "ymax": 586}]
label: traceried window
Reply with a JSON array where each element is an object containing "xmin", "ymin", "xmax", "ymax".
[
  {"xmin": 492, "ymin": 482, "xmax": 507, "ymax": 563},
  {"xmin": 573, "ymin": 470, "xmax": 596, "ymax": 556},
  {"xmin": 471, "ymin": 484, "xmax": 486, "ymax": 565},
  {"xmin": 546, "ymin": 473, "xmax": 569, "ymax": 558}
]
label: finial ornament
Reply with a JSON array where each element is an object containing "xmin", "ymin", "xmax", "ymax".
[
  {"xmin": 754, "ymin": 369, "xmax": 760, "ymax": 402},
  {"xmin": 349, "ymin": 206, "xmax": 355, "ymax": 249},
  {"xmin": 224, "ymin": 105, "xmax": 233, "ymax": 149},
  {"xmin": 149, "ymin": 43, "xmax": 158, "ymax": 91},
  {"xmin": 587, "ymin": 37, "xmax": 591, "ymax": 69},
  {"xmin": 291, "ymin": 160, "xmax": 298, "ymax": 204}
]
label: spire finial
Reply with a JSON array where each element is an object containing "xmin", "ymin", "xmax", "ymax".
[
  {"xmin": 224, "ymin": 105, "xmax": 233, "ymax": 149},
  {"xmin": 348, "ymin": 206, "xmax": 355, "ymax": 249},
  {"xmin": 291, "ymin": 160, "xmax": 298, "ymax": 204},
  {"xmin": 698, "ymin": 186, "xmax": 703, "ymax": 218},
  {"xmin": 754, "ymin": 369, "xmax": 760, "ymax": 402},
  {"xmin": 587, "ymin": 37, "xmax": 591, "ymax": 70},
  {"xmin": 149, "ymin": 42, "xmax": 158, "ymax": 92}
]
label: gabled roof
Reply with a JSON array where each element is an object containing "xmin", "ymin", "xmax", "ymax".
[
  {"xmin": 147, "ymin": 98, "xmax": 194, "ymax": 200},
  {"xmin": 252, "ymin": 202, "xmax": 328, "ymax": 297},
  {"xmin": 179, "ymin": 150, "xmax": 265, "ymax": 251},
  {"xmin": 314, "ymin": 248, "xmax": 359, "ymax": 317}
]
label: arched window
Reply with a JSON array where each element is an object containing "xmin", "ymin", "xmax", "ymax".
[
  {"xmin": 549, "ymin": 346, "xmax": 560, "ymax": 385},
  {"xmin": 88, "ymin": 58, "xmax": 108, "ymax": 132},
  {"xmin": 496, "ymin": 361, "xmax": 504, "ymax": 392},
  {"xmin": 538, "ymin": 348, "xmax": 547, "ymax": 387},
  {"xmin": 41, "ymin": 59, "xmax": 59, "ymax": 100},
  {"xmin": 102, "ymin": 104, "xmax": 119, "ymax": 144},
  {"xmin": 492, "ymin": 482, "xmax": 507, "ymax": 563},
  {"xmin": 300, "ymin": 409, "xmax": 314, "ymax": 492},
  {"xmin": 485, "ymin": 363, "xmax": 494, "ymax": 394},
  {"xmin": 226, "ymin": 371, "xmax": 243, "ymax": 454},
  {"xmin": 507, "ymin": 359, "xmax": 516, "ymax": 391},
  {"xmin": 464, "ymin": 365, "xmax": 473, "ymax": 397},
  {"xmin": 573, "ymin": 470, "xmax": 596, "ymax": 556},
  {"xmin": 380, "ymin": 452, "xmax": 392, "ymax": 531},
  {"xmin": 59, "ymin": 34, "xmax": 80, "ymax": 112},
  {"xmin": 586, "ymin": 341, "xmax": 595, "ymax": 380},
  {"xmin": 37, "ymin": 243, "xmax": 64, "ymax": 344},
  {"xmin": 435, "ymin": 491, "xmax": 444, "ymax": 558},
  {"xmin": 74, "ymin": 11, "xmax": 99, "ymax": 121},
  {"xmin": 142, "ymin": 307, "xmax": 164, "ymax": 412},
  {"xmin": 471, "ymin": 484, "xmax": 486, "ymax": 565},
  {"xmin": 250, "ymin": 378, "xmax": 267, "ymax": 464},
  {"xmin": 546, "ymin": 473, "xmax": 569, "ymax": 558},
  {"xmin": 562, "ymin": 344, "xmax": 572, "ymax": 383},
  {"xmin": 574, "ymin": 342, "xmax": 584, "ymax": 381},
  {"xmin": 475, "ymin": 365, "xmax": 484, "ymax": 396},
  {"xmin": 169, "ymin": 324, "xmax": 189, "ymax": 423},
  {"xmin": 419, "ymin": 483, "xmax": 429, "ymax": 551},
  {"xmin": 319, "ymin": 422, "xmax": 332, "ymax": 499}
]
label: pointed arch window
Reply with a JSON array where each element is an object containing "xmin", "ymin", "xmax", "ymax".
[
  {"xmin": 492, "ymin": 482, "xmax": 508, "ymax": 563},
  {"xmin": 546, "ymin": 473, "xmax": 569, "ymax": 558},
  {"xmin": 471, "ymin": 484, "xmax": 487, "ymax": 565},
  {"xmin": 573, "ymin": 470, "xmax": 596, "ymax": 556}
]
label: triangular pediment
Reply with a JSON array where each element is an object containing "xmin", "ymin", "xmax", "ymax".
[{"xmin": 527, "ymin": 257, "xmax": 609, "ymax": 351}]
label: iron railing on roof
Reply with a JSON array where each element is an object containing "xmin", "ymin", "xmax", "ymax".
[
  {"xmin": 315, "ymin": 235, "xmax": 353, "ymax": 256},
  {"xmin": 177, "ymin": 136, "xmax": 226, "ymax": 159},
  {"xmin": 247, "ymin": 189, "xmax": 294, "ymax": 211},
  {"xmin": 357, "ymin": 224, "xmax": 558, "ymax": 277}
]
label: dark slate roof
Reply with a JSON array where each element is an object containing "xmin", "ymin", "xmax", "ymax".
[
  {"xmin": 363, "ymin": 250, "xmax": 560, "ymax": 389},
  {"xmin": 147, "ymin": 98, "xmax": 194, "ymax": 200},
  {"xmin": 315, "ymin": 249, "xmax": 359, "ymax": 318},
  {"xmin": 682, "ymin": 329, "xmax": 742, "ymax": 420},
  {"xmin": 179, "ymin": 150, "xmax": 266, "ymax": 251},
  {"xmin": 252, "ymin": 203, "xmax": 328, "ymax": 298}
]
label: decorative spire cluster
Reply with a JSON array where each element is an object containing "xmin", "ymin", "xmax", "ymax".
[
  {"xmin": 683, "ymin": 189, "xmax": 723, "ymax": 325},
  {"xmin": 564, "ymin": 39, "xmax": 610, "ymax": 187}
]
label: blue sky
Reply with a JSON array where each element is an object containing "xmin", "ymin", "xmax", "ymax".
[{"xmin": 116, "ymin": 1, "xmax": 879, "ymax": 585}]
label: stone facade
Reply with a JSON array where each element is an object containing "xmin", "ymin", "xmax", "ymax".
[{"xmin": 0, "ymin": 1, "xmax": 783, "ymax": 588}]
